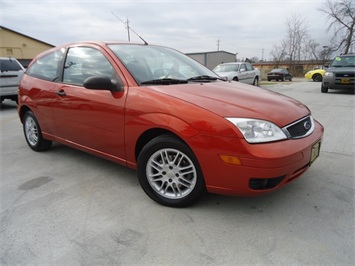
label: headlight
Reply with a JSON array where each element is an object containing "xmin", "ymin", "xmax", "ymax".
[
  {"xmin": 226, "ymin": 118, "xmax": 287, "ymax": 143},
  {"xmin": 324, "ymin": 72, "xmax": 334, "ymax": 77}
]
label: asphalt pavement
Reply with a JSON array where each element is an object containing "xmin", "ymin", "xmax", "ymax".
[{"xmin": 0, "ymin": 79, "xmax": 354, "ymax": 265}]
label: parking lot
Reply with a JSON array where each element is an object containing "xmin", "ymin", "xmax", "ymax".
[{"xmin": 0, "ymin": 79, "xmax": 354, "ymax": 265}]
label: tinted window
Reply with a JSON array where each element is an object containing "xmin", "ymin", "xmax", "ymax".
[
  {"xmin": 0, "ymin": 59, "xmax": 23, "ymax": 71},
  {"xmin": 26, "ymin": 49, "xmax": 64, "ymax": 81},
  {"xmin": 63, "ymin": 47, "xmax": 115, "ymax": 86}
]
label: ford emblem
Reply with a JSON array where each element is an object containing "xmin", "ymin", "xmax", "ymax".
[{"xmin": 304, "ymin": 121, "xmax": 311, "ymax": 130}]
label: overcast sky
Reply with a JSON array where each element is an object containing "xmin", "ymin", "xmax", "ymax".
[{"xmin": 1, "ymin": 0, "xmax": 333, "ymax": 60}]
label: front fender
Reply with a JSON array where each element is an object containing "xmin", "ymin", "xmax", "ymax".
[{"xmin": 124, "ymin": 113, "xmax": 199, "ymax": 167}]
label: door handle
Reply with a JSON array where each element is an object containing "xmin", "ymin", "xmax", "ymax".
[{"xmin": 56, "ymin": 90, "xmax": 66, "ymax": 96}]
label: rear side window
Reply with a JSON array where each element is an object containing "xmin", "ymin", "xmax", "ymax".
[
  {"xmin": 26, "ymin": 49, "xmax": 65, "ymax": 81},
  {"xmin": 0, "ymin": 59, "xmax": 23, "ymax": 71}
]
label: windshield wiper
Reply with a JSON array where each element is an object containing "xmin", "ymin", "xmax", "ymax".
[
  {"xmin": 141, "ymin": 78, "xmax": 188, "ymax": 85},
  {"xmin": 187, "ymin": 75, "xmax": 224, "ymax": 82}
]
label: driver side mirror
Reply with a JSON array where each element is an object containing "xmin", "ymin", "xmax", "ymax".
[{"xmin": 83, "ymin": 76, "xmax": 123, "ymax": 92}]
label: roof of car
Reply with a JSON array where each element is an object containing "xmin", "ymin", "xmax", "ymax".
[{"xmin": 219, "ymin": 62, "xmax": 244, "ymax": 65}]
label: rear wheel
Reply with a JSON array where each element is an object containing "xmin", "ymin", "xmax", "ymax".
[
  {"xmin": 23, "ymin": 111, "xmax": 52, "ymax": 151},
  {"xmin": 137, "ymin": 135, "xmax": 206, "ymax": 207},
  {"xmin": 253, "ymin": 77, "xmax": 259, "ymax": 86},
  {"xmin": 312, "ymin": 74, "xmax": 322, "ymax": 82}
]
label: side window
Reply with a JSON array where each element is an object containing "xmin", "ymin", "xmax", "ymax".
[
  {"xmin": 240, "ymin": 64, "xmax": 246, "ymax": 71},
  {"xmin": 63, "ymin": 47, "xmax": 116, "ymax": 86},
  {"xmin": 246, "ymin": 64, "xmax": 254, "ymax": 71},
  {"xmin": 26, "ymin": 49, "xmax": 64, "ymax": 81}
]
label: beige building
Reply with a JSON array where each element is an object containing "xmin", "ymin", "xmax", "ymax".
[{"xmin": 0, "ymin": 25, "xmax": 54, "ymax": 67}]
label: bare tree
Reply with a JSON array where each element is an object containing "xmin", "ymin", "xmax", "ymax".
[
  {"xmin": 319, "ymin": 0, "xmax": 355, "ymax": 54},
  {"xmin": 270, "ymin": 41, "xmax": 287, "ymax": 66},
  {"xmin": 303, "ymin": 39, "xmax": 320, "ymax": 60},
  {"xmin": 285, "ymin": 14, "xmax": 309, "ymax": 64}
]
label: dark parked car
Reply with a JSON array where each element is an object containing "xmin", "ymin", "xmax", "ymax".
[
  {"xmin": 18, "ymin": 41, "xmax": 323, "ymax": 207},
  {"xmin": 267, "ymin": 68, "xmax": 292, "ymax": 81}
]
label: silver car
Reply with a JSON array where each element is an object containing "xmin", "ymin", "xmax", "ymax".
[
  {"xmin": 321, "ymin": 54, "xmax": 355, "ymax": 93},
  {"xmin": 213, "ymin": 62, "xmax": 260, "ymax": 86},
  {"xmin": 0, "ymin": 57, "xmax": 25, "ymax": 103}
]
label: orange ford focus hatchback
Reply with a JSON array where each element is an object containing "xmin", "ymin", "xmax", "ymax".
[{"xmin": 18, "ymin": 42, "xmax": 324, "ymax": 207}]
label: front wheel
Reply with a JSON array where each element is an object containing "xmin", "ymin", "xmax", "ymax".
[
  {"xmin": 321, "ymin": 85, "xmax": 329, "ymax": 93},
  {"xmin": 253, "ymin": 77, "xmax": 259, "ymax": 86},
  {"xmin": 137, "ymin": 135, "xmax": 206, "ymax": 207},
  {"xmin": 23, "ymin": 111, "xmax": 52, "ymax": 151}
]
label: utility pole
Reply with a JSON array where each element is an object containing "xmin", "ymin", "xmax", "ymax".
[
  {"xmin": 126, "ymin": 18, "xmax": 131, "ymax": 41},
  {"xmin": 261, "ymin": 48, "xmax": 265, "ymax": 61},
  {"xmin": 111, "ymin": 12, "xmax": 131, "ymax": 42},
  {"xmin": 217, "ymin": 39, "xmax": 221, "ymax": 51}
]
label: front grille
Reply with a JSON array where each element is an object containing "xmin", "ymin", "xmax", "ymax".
[
  {"xmin": 283, "ymin": 116, "xmax": 314, "ymax": 139},
  {"xmin": 335, "ymin": 73, "xmax": 355, "ymax": 78}
]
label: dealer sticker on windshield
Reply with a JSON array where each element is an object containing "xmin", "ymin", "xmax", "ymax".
[{"xmin": 310, "ymin": 140, "xmax": 321, "ymax": 164}]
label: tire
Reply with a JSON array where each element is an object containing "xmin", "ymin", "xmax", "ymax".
[
  {"xmin": 232, "ymin": 77, "xmax": 239, "ymax": 82},
  {"xmin": 281, "ymin": 76, "xmax": 285, "ymax": 81},
  {"xmin": 137, "ymin": 134, "xmax": 206, "ymax": 207},
  {"xmin": 253, "ymin": 77, "xmax": 259, "ymax": 86},
  {"xmin": 321, "ymin": 85, "xmax": 329, "ymax": 93},
  {"xmin": 312, "ymin": 74, "xmax": 322, "ymax": 82},
  {"xmin": 289, "ymin": 77, "xmax": 292, "ymax": 81},
  {"xmin": 23, "ymin": 111, "xmax": 52, "ymax": 151}
]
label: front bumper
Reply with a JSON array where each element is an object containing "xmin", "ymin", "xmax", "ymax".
[
  {"xmin": 322, "ymin": 74, "xmax": 355, "ymax": 90},
  {"xmin": 189, "ymin": 120, "xmax": 324, "ymax": 196}
]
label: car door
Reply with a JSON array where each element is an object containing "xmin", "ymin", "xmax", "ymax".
[
  {"xmin": 238, "ymin": 63, "xmax": 248, "ymax": 83},
  {"xmin": 51, "ymin": 46, "xmax": 128, "ymax": 160},
  {"xmin": 245, "ymin": 63, "xmax": 255, "ymax": 84}
]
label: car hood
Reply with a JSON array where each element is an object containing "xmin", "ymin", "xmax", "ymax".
[
  {"xmin": 326, "ymin": 67, "xmax": 354, "ymax": 73},
  {"xmin": 150, "ymin": 81, "xmax": 310, "ymax": 127}
]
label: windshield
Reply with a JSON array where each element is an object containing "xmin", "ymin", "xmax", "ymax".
[
  {"xmin": 331, "ymin": 55, "xmax": 355, "ymax": 68},
  {"xmin": 108, "ymin": 44, "xmax": 219, "ymax": 85},
  {"xmin": 271, "ymin": 69, "xmax": 283, "ymax": 73},
  {"xmin": 213, "ymin": 64, "xmax": 239, "ymax": 72}
]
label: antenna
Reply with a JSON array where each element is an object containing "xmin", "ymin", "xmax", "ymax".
[{"xmin": 111, "ymin": 12, "xmax": 148, "ymax": 45}]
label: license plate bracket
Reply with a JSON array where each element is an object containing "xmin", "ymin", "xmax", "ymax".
[{"xmin": 310, "ymin": 140, "xmax": 321, "ymax": 164}]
